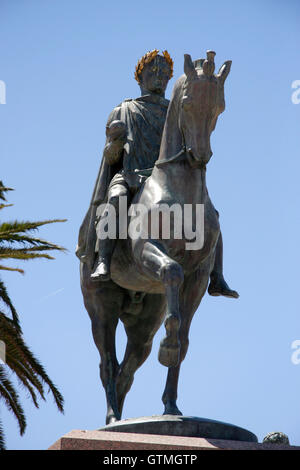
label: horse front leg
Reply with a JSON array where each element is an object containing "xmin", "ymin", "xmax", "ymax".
[
  {"xmin": 161, "ymin": 267, "xmax": 210, "ymax": 415},
  {"xmin": 140, "ymin": 241, "xmax": 184, "ymax": 368},
  {"xmin": 161, "ymin": 327, "xmax": 191, "ymax": 415}
]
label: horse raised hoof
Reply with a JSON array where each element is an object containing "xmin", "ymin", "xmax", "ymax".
[
  {"xmin": 158, "ymin": 339, "xmax": 180, "ymax": 367},
  {"xmin": 158, "ymin": 313, "xmax": 181, "ymax": 367}
]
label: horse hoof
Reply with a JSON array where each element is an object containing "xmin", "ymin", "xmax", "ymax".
[
  {"xmin": 106, "ymin": 414, "xmax": 120, "ymax": 425},
  {"xmin": 158, "ymin": 340, "xmax": 180, "ymax": 367},
  {"xmin": 163, "ymin": 404, "xmax": 183, "ymax": 416},
  {"xmin": 106, "ymin": 405, "xmax": 121, "ymax": 425}
]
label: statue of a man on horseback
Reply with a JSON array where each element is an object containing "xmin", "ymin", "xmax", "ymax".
[
  {"xmin": 76, "ymin": 50, "xmax": 239, "ymax": 425},
  {"xmin": 77, "ymin": 49, "xmax": 237, "ymax": 300}
]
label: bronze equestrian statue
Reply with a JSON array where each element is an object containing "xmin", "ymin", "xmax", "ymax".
[{"xmin": 76, "ymin": 50, "xmax": 237, "ymax": 425}]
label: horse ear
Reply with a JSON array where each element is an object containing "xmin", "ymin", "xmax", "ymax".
[
  {"xmin": 184, "ymin": 54, "xmax": 197, "ymax": 80},
  {"xmin": 217, "ymin": 60, "xmax": 232, "ymax": 84}
]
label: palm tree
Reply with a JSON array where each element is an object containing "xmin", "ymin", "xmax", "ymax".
[{"xmin": 0, "ymin": 181, "xmax": 65, "ymax": 449}]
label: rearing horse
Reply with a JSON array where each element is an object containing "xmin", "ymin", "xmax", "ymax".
[{"xmin": 80, "ymin": 52, "xmax": 232, "ymax": 424}]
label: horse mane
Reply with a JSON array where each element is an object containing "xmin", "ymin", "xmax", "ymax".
[{"xmin": 158, "ymin": 74, "xmax": 186, "ymax": 161}]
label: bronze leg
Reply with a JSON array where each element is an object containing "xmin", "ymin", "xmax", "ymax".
[
  {"xmin": 208, "ymin": 232, "xmax": 239, "ymax": 298},
  {"xmin": 91, "ymin": 182, "xmax": 130, "ymax": 281}
]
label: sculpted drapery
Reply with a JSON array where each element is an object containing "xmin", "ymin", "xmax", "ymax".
[{"xmin": 76, "ymin": 94, "xmax": 169, "ymax": 267}]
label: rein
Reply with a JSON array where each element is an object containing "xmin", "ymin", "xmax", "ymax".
[
  {"xmin": 155, "ymin": 122, "xmax": 207, "ymax": 170},
  {"xmin": 155, "ymin": 147, "xmax": 187, "ymax": 167},
  {"xmin": 155, "ymin": 146, "xmax": 207, "ymax": 170}
]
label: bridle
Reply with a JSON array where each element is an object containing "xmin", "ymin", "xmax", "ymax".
[{"xmin": 155, "ymin": 97, "xmax": 208, "ymax": 171}]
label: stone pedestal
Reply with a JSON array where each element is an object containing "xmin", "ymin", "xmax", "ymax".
[
  {"xmin": 48, "ymin": 429, "xmax": 299, "ymax": 450},
  {"xmin": 49, "ymin": 415, "xmax": 298, "ymax": 450}
]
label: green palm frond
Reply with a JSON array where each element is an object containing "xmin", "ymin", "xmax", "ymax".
[
  {"xmin": 0, "ymin": 265, "xmax": 24, "ymax": 274},
  {"xmin": 0, "ymin": 182, "xmax": 65, "ymax": 448},
  {"xmin": 0, "ymin": 312, "xmax": 44, "ymax": 402},
  {"xmin": 0, "ymin": 417, "xmax": 5, "ymax": 450},
  {"xmin": 0, "ymin": 279, "xmax": 20, "ymax": 331},
  {"xmin": 0, "ymin": 311, "xmax": 64, "ymax": 412},
  {"xmin": 0, "ymin": 182, "xmax": 13, "ymax": 203},
  {"xmin": 0, "ymin": 249, "xmax": 56, "ymax": 261},
  {"xmin": 6, "ymin": 358, "xmax": 41, "ymax": 408},
  {"xmin": 0, "ymin": 233, "xmax": 66, "ymax": 250},
  {"xmin": 0, "ymin": 204, "xmax": 13, "ymax": 211},
  {"xmin": 0, "ymin": 219, "xmax": 67, "ymax": 237},
  {"xmin": 0, "ymin": 365, "xmax": 26, "ymax": 435}
]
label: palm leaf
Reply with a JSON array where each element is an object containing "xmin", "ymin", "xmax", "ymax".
[
  {"xmin": 0, "ymin": 204, "xmax": 13, "ymax": 210},
  {"xmin": 0, "ymin": 182, "xmax": 13, "ymax": 202},
  {"xmin": 6, "ymin": 357, "xmax": 42, "ymax": 408},
  {"xmin": 0, "ymin": 365, "xmax": 26, "ymax": 435},
  {"xmin": 0, "ymin": 234, "xmax": 66, "ymax": 251},
  {"xmin": 0, "ymin": 265, "xmax": 24, "ymax": 274},
  {"xmin": 0, "ymin": 250, "xmax": 55, "ymax": 261},
  {"xmin": 0, "ymin": 314, "xmax": 45, "ymax": 404},
  {"xmin": 0, "ymin": 182, "xmax": 65, "ymax": 448},
  {"xmin": 0, "ymin": 219, "xmax": 66, "ymax": 237},
  {"xmin": 0, "ymin": 311, "xmax": 64, "ymax": 413},
  {"xmin": 0, "ymin": 279, "xmax": 21, "ymax": 331},
  {"xmin": 0, "ymin": 417, "xmax": 5, "ymax": 450}
]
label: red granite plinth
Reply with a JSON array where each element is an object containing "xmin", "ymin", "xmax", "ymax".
[{"xmin": 48, "ymin": 430, "xmax": 299, "ymax": 451}]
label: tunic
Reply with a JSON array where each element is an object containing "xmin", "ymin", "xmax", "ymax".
[{"xmin": 76, "ymin": 93, "xmax": 169, "ymax": 266}]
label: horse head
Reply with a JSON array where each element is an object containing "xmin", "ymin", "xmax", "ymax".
[{"xmin": 179, "ymin": 51, "xmax": 231, "ymax": 167}]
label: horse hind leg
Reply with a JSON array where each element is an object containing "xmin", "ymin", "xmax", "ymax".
[
  {"xmin": 116, "ymin": 330, "xmax": 153, "ymax": 417},
  {"xmin": 88, "ymin": 303, "xmax": 121, "ymax": 424},
  {"xmin": 81, "ymin": 263, "xmax": 124, "ymax": 424},
  {"xmin": 140, "ymin": 241, "xmax": 184, "ymax": 368}
]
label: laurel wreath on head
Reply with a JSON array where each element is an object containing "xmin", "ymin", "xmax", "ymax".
[{"xmin": 134, "ymin": 49, "xmax": 174, "ymax": 83}]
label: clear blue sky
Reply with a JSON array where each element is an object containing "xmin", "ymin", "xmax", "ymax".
[{"xmin": 1, "ymin": 0, "xmax": 300, "ymax": 450}]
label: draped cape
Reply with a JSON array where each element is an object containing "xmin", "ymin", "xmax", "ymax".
[{"xmin": 76, "ymin": 94, "xmax": 169, "ymax": 266}]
